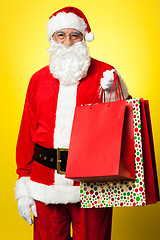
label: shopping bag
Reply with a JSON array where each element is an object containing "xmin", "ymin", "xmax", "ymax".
[
  {"xmin": 80, "ymin": 98, "xmax": 146, "ymax": 207},
  {"xmin": 140, "ymin": 99, "xmax": 160, "ymax": 204},
  {"xmin": 80, "ymin": 98, "xmax": 159, "ymax": 207},
  {"xmin": 65, "ymin": 74, "xmax": 135, "ymax": 182}
]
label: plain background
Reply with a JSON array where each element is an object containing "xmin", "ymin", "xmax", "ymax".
[{"xmin": 0, "ymin": 0, "xmax": 160, "ymax": 239}]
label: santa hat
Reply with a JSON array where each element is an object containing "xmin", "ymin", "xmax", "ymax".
[{"xmin": 47, "ymin": 6, "xmax": 94, "ymax": 42}]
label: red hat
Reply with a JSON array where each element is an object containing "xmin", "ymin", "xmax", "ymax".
[{"xmin": 47, "ymin": 6, "xmax": 94, "ymax": 42}]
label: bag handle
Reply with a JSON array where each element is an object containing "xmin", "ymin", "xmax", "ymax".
[
  {"xmin": 108, "ymin": 72, "xmax": 124, "ymax": 103},
  {"xmin": 90, "ymin": 71, "xmax": 124, "ymax": 109},
  {"xmin": 89, "ymin": 71, "xmax": 124, "ymax": 109}
]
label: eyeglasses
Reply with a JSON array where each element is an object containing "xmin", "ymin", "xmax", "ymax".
[{"xmin": 53, "ymin": 30, "xmax": 83, "ymax": 41}]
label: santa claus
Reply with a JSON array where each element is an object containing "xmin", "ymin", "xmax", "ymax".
[{"xmin": 15, "ymin": 6, "xmax": 129, "ymax": 240}]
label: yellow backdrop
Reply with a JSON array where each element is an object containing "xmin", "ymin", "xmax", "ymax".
[{"xmin": 1, "ymin": 0, "xmax": 160, "ymax": 239}]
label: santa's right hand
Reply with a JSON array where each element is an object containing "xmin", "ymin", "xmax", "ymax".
[{"xmin": 18, "ymin": 196, "xmax": 37, "ymax": 225}]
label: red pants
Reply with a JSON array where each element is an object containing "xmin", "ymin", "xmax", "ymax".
[{"xmin": 34, "ymin": 201, "xmax": 113, "ymax": 240}]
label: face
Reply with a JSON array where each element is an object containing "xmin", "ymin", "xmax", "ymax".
[{"xmin": 52, "ymin": 28, "xmax": 83, "ymax": 46}]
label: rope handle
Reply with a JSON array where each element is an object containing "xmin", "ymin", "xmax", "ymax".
[{"xmin": 90, "ymin": 71, "xmax": 124, "ymax": 108}]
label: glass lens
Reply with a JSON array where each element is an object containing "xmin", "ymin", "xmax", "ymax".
[
  {"xmin": 56, "ymin": 32, "xmax": 65, "ymax": 40},
  {"xmin": 70, "ymin": 32, "xmax": 81, "ymax": 40},
  {"xmin": 55, "ymin": 31, "xmax": 82, "ymax": 41}
]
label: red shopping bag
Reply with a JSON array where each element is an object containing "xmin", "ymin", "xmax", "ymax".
[
  {"xmin": 80, "ymin": 98, "xmax": 159, "ymax": 207},
  {"xmin": 65, "ymin": 74, "xmax": 135, "ymax": 182},
  {"xmin": 140, "ymin": 99, "xmax": 160, "ymax": 204}
]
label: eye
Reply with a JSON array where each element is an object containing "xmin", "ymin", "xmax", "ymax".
[
  {"xmin": 56, "ymin": 33, "xmax": 65, "ymax": 39},
  {"xmin": 72, "ymin": 34, "xmax": 78, "ymax": 38},
  {"xmin": 70, "ymin": 33, "xmax": 81, "ymax": 40}
]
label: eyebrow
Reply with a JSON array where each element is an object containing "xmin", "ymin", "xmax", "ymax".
[
  {"xmin": 55, "ymin": 30, "xmax": 65, "ymax": 34},
  {"xmin": 70, "ymin": 31, "xmax": 81, "ymax": 34},
  {"xmin": 55, "ymin": 30, "xmax": 81, "ymax": 35}
]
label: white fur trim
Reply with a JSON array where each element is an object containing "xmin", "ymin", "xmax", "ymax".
[
  {"xmin": 53, "ymin": 83, "xmax": 78, "ymax": 186},
  {"xmin": 47, "ymin": 12, "xmax": 87, "ymax": 41},
  {"xmin": 54, "ymin": 170, "xmax": 74, "ymax": 186},
  {"xmin": 15, "ymin": 177, "xmax": 30, "ymax": 200},
  {"xmin": 15, "ymin": 78, "xmax": 81, "ymax": 204},
  {"xmin": 85, "ymin": 32, "xmax": 94, "ymax": 42},
  {"xmin": 15, "ymin": 177, "xmax": 80, "ymax": 204},
  {"xmin": 28, "ymin": 180, "xmax": 80, "ymax": 204},
  {"xmin": 54, "ymin": 83, "xmax": 78, "ymax": 149}
]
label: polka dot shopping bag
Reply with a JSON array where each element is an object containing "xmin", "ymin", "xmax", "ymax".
[{"xmin": 80, "ymin": 98, "xmax": 159, "ymax": 207}]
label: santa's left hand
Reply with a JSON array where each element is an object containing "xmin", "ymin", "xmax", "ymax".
[{"xmin": 100, "ymin": 69, "xmax": 116, "ymax": 90}]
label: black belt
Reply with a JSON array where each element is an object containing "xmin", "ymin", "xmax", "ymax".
[{"xmin": 33, "ymin": 144, "xmax": 68, "ymax": 174}]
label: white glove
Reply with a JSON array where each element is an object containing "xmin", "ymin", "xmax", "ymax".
[
  {"xmin": 100, "ymin": 69, "xmax": 117, "ymax": 90},
  {"xmin": 18, "ymin": 196, "xmax": 37, "ymax": 225}
]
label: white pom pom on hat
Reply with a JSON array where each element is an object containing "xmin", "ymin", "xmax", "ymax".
[
  {"xmin": 85, "ymin": 32, "xmax": 94, "ymax": 42},
  {"xmin": 47, "ymin": 6, "xmax": 94, "ymax": 42}
]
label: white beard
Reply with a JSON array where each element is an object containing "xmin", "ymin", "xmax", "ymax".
[{"xmin": 48, "ymin": 40, "xmax": 91, "ymax": 85}]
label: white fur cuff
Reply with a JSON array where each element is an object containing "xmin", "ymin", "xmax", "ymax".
[
  {"xmin": 28, "ymin": 180, "xmax": 80, "ymax": 204},
  {"xmin": 15, "ymin": 177, "xmax": 30, "ymax": 200},
  {"xmin": 15, "ymin": 177, "xmax": 80, "ymax": 204}
]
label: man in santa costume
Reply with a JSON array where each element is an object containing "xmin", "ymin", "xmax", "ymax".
[{"xmin": 15, "ymin": 6, "xmax": 129, "ymax": 240}]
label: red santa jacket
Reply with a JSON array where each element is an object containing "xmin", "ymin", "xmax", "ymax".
[{"xmin": 15, "ymin": 58, "xmax": 128, "ymax": 204}]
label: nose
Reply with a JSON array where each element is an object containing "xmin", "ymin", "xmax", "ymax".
[{"xmin": 63, "ymin": 36, "xmax": 73, "ymax": 46}]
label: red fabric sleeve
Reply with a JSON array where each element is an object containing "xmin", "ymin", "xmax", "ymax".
[{"xmin": 16, "ymin": 75, "xmax": 37, "ymax": 178}]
